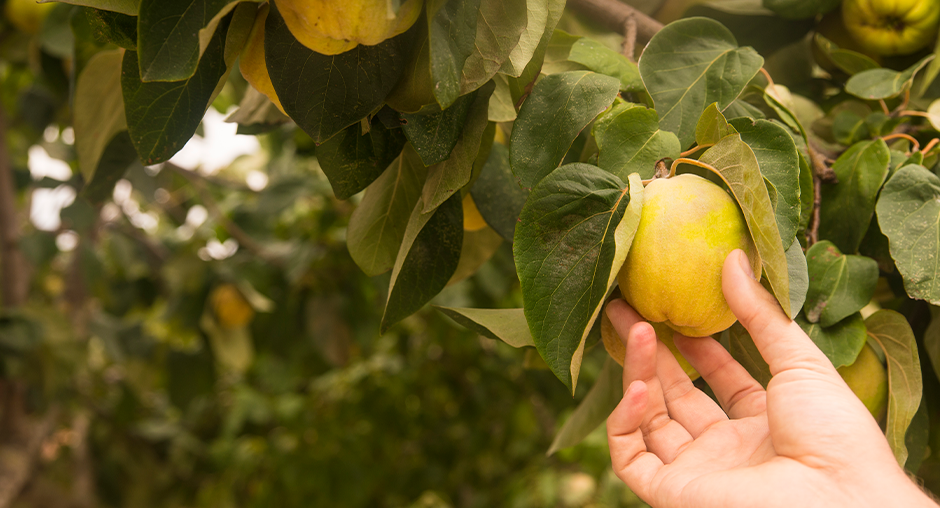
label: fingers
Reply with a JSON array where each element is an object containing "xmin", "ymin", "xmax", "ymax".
[
  {"xmin": 674, "ymin": 334, "xmax": 766, "ymax": 418},
  {"xmin": 655, "ymin": 337, "xmax": 729, "ymax": 435},
  {"xmin": 607, "ymin": 381, "xmax": 664, "ymax": 502},
  {"xmin": 722, "ymin": 250, "xmax": 835, "ymax": 377}
]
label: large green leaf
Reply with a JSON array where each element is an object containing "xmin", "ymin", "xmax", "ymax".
[
  {"xmin": 136, "ymin": 0, "xmax": 246, "ymax": 82},
  {"xmin": 347, "ymin": 144, "xmax": 428, "ymax": 277},
  {"xmin": 401, "ymin": 92, "xmax": 475, "ymax": 166},
  {"xmin": 434, "ymin": 307, "xmax": 534, "ymax": 347},
  {"xmin": 316, "ymin": 117, "xmax": 407, "ymax": 200},
  {"xmin": 699, "ymin": 135, "xmax": 791, "ymax": 317},
  {"xmin": 818, "ymin": 139, "xmax": 890, "ymax": 254},
  {"xmin": 593, "ymin": 103, "xmax": 681, "ymax": 180},
  {"xmin": 812, "ymin": 34, "xmax": 879, "ymax": 76},
  {"xmin": 865, "ymin": 310, "xmax": 923, "ymax": 467},
  {"xmin": 762, "ymin": 0, "xmax": 839, "ymax": 19},
  {"xmin": 876, "ymin": 164, "xmax": 940, "ymax": 304},
  {"xmin": 803, "ymin": 241, "xmax": 878, "ymax": 327},
  {"xmin": 786, "ymin": 239, "xmax": 808, "ymax": 314},
  {"xmin": 638, "ymin": 17, "xmax": 763, "ymax": 149},
  {"xmin": 265, "ymin": 3, "xmax": 406, "ymax": 143},
  {"xmin": 45, "ymin": 0, "xmax": 139, "ymax": 15},
  {"xmin": 514, "ymin": 166, "xmax": 641, "ymax": 392},
  {"xmin": 845, "ymin": 55, "xmax": 933, "ymax": 100},
  {"xmin": 459, "ymin": 0, "xmax": 527, "ymax": 94},
  {"xmin": 796, "ymin": 313, "xmax": 866, "ymax": 369},
  {"xmin": 470, "ymin": 143, "xmax": 527, "ymax": 242},
  {"xmin": 729, "ymin": 118, "xmax": 801, "ymax": 244},
  {"xmin": 121, "ymin": 18, "xmax": 229, "ymax": 165},
  {"xmin": 567, "ymin": 38, "xmax": 643, "ymax": 93},
  {"xmin": 421, "ymin": 83, "xmax": 494, "ymax": 212},
  {"xmin": 510, "ymin": 71, "xmax": 620, "ymax": 188},
  {"xmin": 427, "ymin": 0, "xmax": 481, "ymax": 108},
  {"xmin": 547, "ymin": 357, "xmax": 623, "ymax": 455},
  {"xmin": 74, "ymin": 48, "xmax": 125, "ymax": 182},
  {"xmin": 695, "ymin": 103, "xmax": 737, "ymax": 146},
  {"xmin": 500, "ymin": 0, "xmax": 565, "ymax": 77},
  {"xmin": 382, "ymin": 193, "xmax": 464, "ymax": 332}
]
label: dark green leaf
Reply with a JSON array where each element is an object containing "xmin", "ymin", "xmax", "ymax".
[
  {"xmin": 317, "ymin": 117, "xmax": 408, "ymax": 200},
  {"xmin": 85, "ymin": 7, "xmax": 137, "ymax": 49},
  {"xmin": 401, "ymin": 92, "xmax": 475, "ymax": 166},
  {"xmin": 685, "ymin": 3, "xmax": 814, "ymax": 56},
  {"xmin": 265, "ymin": 3, "xmax": 406, "ymax": 143},
  {"xmin": 925, "ymin": 305, "xmax": 940, "ymax": 383},
  {"xmin": 347, "ymin": 144, "xmax": 428, "ymax": 276},
  {"xmin": 813, "ymin": 33, "xmax": 879, "ymax": 76},
  {"xmin": 638, "ymin": 17, "xmax": 763, "ymax": 149},
  {"xmin": 121, "ymin": 17, "xmax": 229, "ymax": 165},
  {"xmin": 470, "ymin": 143, "xmax": 527, "ymax": 242},
  {"xmin": 448, "ymin": 225, "xmax": 503, "ymax": 285},
  {"xmin": 803, "ymin": 241, "xmax": 878, "ymax": 327},
  {"xmin": 510, "ymin": 71, "xmax": 620, "ymax": 188},
  {"xmin": 865, "ymin": 310, "xmax": 923, "ymax": 466},
  {"xmin": 819, "ymin": 139, "xmax": 890, "ymax": 254},
  {"xmin": 796, "ymin": 312, "xmax": 866, "ymax": 368},
  {"xmin": 382, "ymin": 193, "xmax": 464, "ymax": 331},
  {"xmin": 567, "ymin": 38, "xmax": 643, "ymax": 93},
  {"xmin": 547, "ymin": 357, "xmax": 623, "ymax": 455},
  {"xmin": 876, "ymin": 164, "xmax": 940, "ymax": 304},
  {"xmin": 594, "ymin": 103, "xmax": 681, "ymax": 180},
  {"xmin": 514, "ymin": 166, "xmax": 641, "ymax": 391},
  {"xmin": 80, "ymin": 131, "xmax": 138, "ymax": 205},
  {"xmin": 846, "ymin": 55, "xmax": 933, "ymax": 100},
  {"xmin": 427, "ymin": 0, "xmax": 481, "ymax": 108},
  {"xmin": 832, "ymin": 109, "xmax": 869, "ymax": 146},
  {"xmin": 762, "ymin": 0, "xmax": 839, "ymax": 19},
  {"xmin": 905, "ymin": 399, "xmax": 930, "ymax": 472},
  {"xmin": 435, "ymin": 307, "xmax": 533, "ymax": 347},
  {"xmin": 725, "ymin": 322, "xmax": 771, "ymax": 388}
]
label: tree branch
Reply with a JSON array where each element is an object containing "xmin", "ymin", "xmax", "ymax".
[
  {"xmin": 566, "ymin": 0, "xmax": 664, "ymax": 44},
  {"xmin": 0, "ymin": 105, "xmax": 28, "ymax": 308}
]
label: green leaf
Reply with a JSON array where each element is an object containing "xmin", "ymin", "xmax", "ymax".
[
  {"xmin": 696, "ymin": 103, "xmax": 737, "ymax": 147},
  {"xmin": 121, "ymin": 18, "xmax": 230, "ymax": 165},
  {"xmin": 845, "ymin": 55, "xmax": 934, "ymax": 100},
  {"xmin": 567, "ymin": 38, "xmax": 643, "ymax": 93},
  {"xmin": 725, "ymin": 322, "xmax": 771, "ymax": 388},
  {"xmin": 137, "ymin": 0, "xmax": 246, "ymax": 82},
  {"xmin": 905, "ymin": 398, "xmax": 930, "ymax": 472},
  {"xmin": 435, "ymin": 307, "xmax": 534, "ymax": 347},
  {"xmin": 402, "ymin": 92, "xmax": 475, "ymax": 166},
  {"xmin": 865, "ymin": 310, "xmax": 923, "ymax": 467},
  {"xmin": 85, "ymin": 8, "xmax": 138, "ymax": 50},
  {"xmin": 699, "ymin": 135, "xmax": 791, "ymax": 317},
  {"xmin": 226, "ymin": 87, "xmax": 289, "ymax": 135},
  {"xmin": 43, "ymin": 0, "xmax": 139, "ymax": 15},
  {"xmin": 74, "ymin": 48, "xmax": 125, "ymax": 182},
  {"xmin": 510, "ymin": 71, "xmax": 620, "ymax": 188},
  {"xmin": 427, "ymin": 0, "xmax": 481, "ymax": 108},
  {"xmin": 488, "ymin": 74, "xmax": 517, "ymax": 122},
  {"xmin": 762, "ymin": 84, "xmax": 808, "ymax": 144},
  {"xmin": 384, "ymin": 18, "xmax": 434, "ymax": 114},
  {"xmin": 832, "ymin": 109, "xmax": 869, "ymax": 146},
  {"xmin": 421, "ymin": 83, "xmax": 494, "ymax": 212},
  {"xmin": 819, "ymin": 139, "xmax": 890, "ymax": 254},
  {"xmin": 347, "ymin": 144, "xmax": 428, "ymax": 276},
  {"xmin": 265, "ymin": 3, "xmax": 406, "ymax": 143},
  {"xmin": 548, "ymin": 357, "xmax": 623, "ymax": 455},
  {"xmin": 803, "ymin": 241, "xmax": 878, "ymax": 327},
  {"xmin": 925, "ymin": 306, "xmax": 940, "ymax": 383},
  {"xmin": 500, "ymin": 0, "xmax": 565, "ymax": 77},
  {"xmin": 638, "ymin": 17, "xmax": 763, "ymax": 149},
  {"xmin": 80, "ymin": 132, "xmax": 138, "ymax": 205},
  {"xmin": 458, "ymin": 0, "xmax": 527, "ymax": 95},
  {"xmin": 594, "ymin": 103, "xmax": 681, "ymax": 180},
  {"xmin": 316, "ymin": 117, "xmax": 408, "ymax": 200},
  {"xmin": 514, "ymin": 166, "xmax": 640, "ymax": 392},
  {"xmin": 762, "ymin": 0, "xmax": 839, "ymax": 19},
  {"xmin": 798, "ymin": 150, "xmax": 813, "ymax": 232},
  {"xmin": 382, "ymin": 193, "xmax": 464, "ymax": 332},
  {"xmin": 812, "ymin": 33, "xmax": 879, "ymax": 76},
  {"xmin": 786, "ymin": 239, "xmax": 808, "ymax": 315},
  {"xmin": 796, "ymin": 313, "xmax": 866, "ymax": 369},
  {"xmin": 876, "ymin": 164, "xmax": 940, "ymax": 304},
  {"xmin": 729, "ymin": 118, "xmax": 802, "ymax": 244},
  {"xmin": 470, "ymin": 143, "xmax": 527, "ymax": 242},
  {"xmin": 448, "ymin": 225, "xmax": 503, "ymax": 285}
]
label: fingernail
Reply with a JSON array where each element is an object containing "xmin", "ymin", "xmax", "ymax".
[{"xmin": 737, "ymin": 250, "xmax": 754, "ymax": 278}]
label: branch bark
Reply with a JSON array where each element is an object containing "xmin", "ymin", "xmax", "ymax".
[{"xmin": 566, "ymin": 0, "xmax": 664, "ymax": 45}]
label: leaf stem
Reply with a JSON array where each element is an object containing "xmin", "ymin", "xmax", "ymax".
[
  {"xmin": 680, "ymin": 144, "xmax": 712, "ymax": 158},
  {"xmin": 922, "ymin": 137, "xmax": 940, "ymax": 155},
  {"xmin": 881, "ymin": 132, "xmax": 920, "ymax": 152},
  {"xmin": 759, "ymin": 68, "xmax": 775, "ymax": 89},
  {"xmin": 879, "ymin": 100, "xmax": 891, "ymax": 115},
  {"xmin": 668, "ymin": 157, "xmax": 721, "ymax": 179}
]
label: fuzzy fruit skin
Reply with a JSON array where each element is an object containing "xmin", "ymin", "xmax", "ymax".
[
  {"xmin": 4, "ymin": 0, "xmax": 55, "ymax": 34},
  {"xmin": 842, "ymin": 0, "xmax": 940, "ymax": 56},
  {"xmin": 276, "ymin": 0, "xmax": 423, "ymax": 55},
  {"xmin": 618, "ymin": 174, "xmax": 761, "ymax": 338},
  {"xmin": 838, "ymin": 343, "xmax": 888, "ymax": 421}
]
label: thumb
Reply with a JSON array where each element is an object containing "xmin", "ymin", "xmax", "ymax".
[{"xmin": 722, "ymin": 249, "xmax": 835, "ymax": 376}]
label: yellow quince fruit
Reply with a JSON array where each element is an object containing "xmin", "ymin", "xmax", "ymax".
[
  {"xmin": 239, "ymin": 3, "xmax": 287, "ymax": 115},
  {"xmin": 838, "ymin": 343, "xmax": 888, "ymax": 421},
  {"xmin": 276, "ymin": 0, "xmax": 423, "ymax": 55},
  {"xmin": 601, "ymin": 310, "xmax": 700, "ymax": 381},
  {"xmin": 618, "ymin": 173, "xmax": 761, "ymax": 338},
  {"xmin": 4, "ymin": 0, "xmax": 55, "ymax": 34},
  {"xmin": 210, "ymin": 284, "xmax": 255, "ymax": 330},
  {"xmin": 842, "ymin": 0, "xmax": 940, "ymax": 56}
]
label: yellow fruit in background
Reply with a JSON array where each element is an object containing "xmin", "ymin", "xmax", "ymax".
[
  {"xmin": 210, "ymin": 284, "xmax": 255, "ymax": 330},
  {"xmin": 619, "ymin": 174, "xmax": 761, "ymax": 338},
  {"xmin": 4, "ymin": 0, "xmax": 55, "ymax": 34},
  {"xmin": 239, "ymin": 3, "xmax": 286, "ymax": 115},
  {"xmin": 838, "ymin": 343, "xmax": 888, "ymax": 421},
  {"xmin": 842, "ymin": 0, "xmax": 940, "ymax": 56},
  {"xmin": 276, "ymin": 0, "xmax": 423, "ymax": 55},
  {"xmin": 601, "ymin": 309, "xmax": 700, "ymax": 381},
  {"xmin": 462, "ymin": 194, "xmax": 487, "ymax": 232}
]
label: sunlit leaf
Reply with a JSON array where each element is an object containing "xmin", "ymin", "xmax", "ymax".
[
  {"xmin": 567, "ymin": 38, "xmax": 643, "ymax": 93},
  {"xmin": 594, "ymin": 103, "xmax": 681, "ymax": 180},
  {"xmin": 500, "ymin": 0, "xmax": 565, "ymax": 77},
  {"xmin": 74, "ymin": 49, "xmax": 126, "ymax": 182},
  {"xmin": 845, "ymin": 55, "xmax": 933, "ymax": 100},
  {"xmin": 696, "ymin": 103, "xmax": 737, "ymax": 147},
  {"xmin": 435, "ymin": 307, "xmax": 534, "ymax": 347},
  {"xmin": 459, "ymin": 0, "xmax": 527, "ymax": 94},
  {"xmin": 427, "ymin": 0, "xmax": 481, "ymax": 108}
]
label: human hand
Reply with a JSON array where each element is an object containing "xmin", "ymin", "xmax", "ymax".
[{"xmin": 606, "ymin": 249, "xmax": 937, "ymax": 508}]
